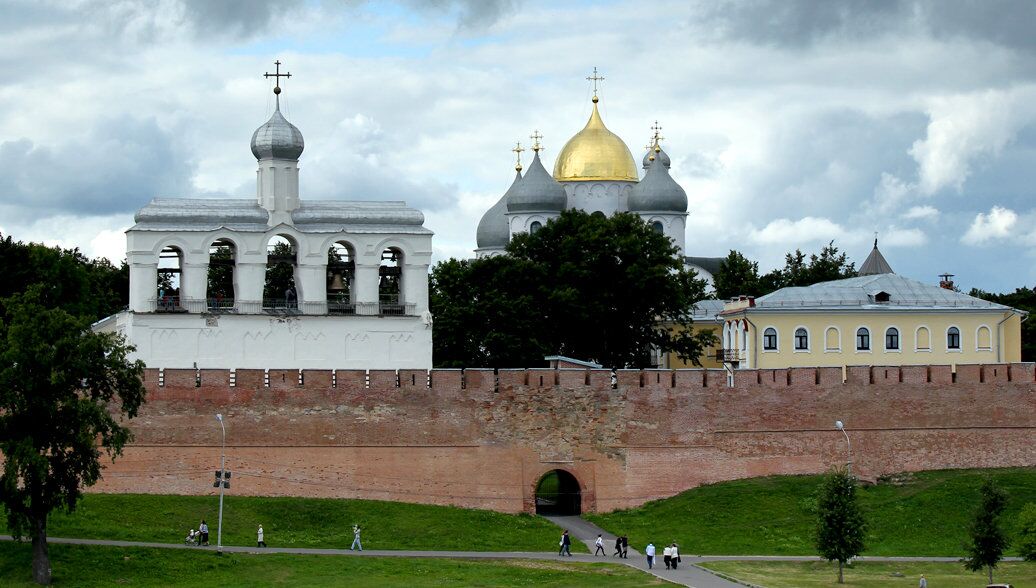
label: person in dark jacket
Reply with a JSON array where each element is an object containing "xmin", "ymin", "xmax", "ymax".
[
  {"xmin": 613, "ymin": 535, "xmax": 623, "ymax": 556},
  {"xmin": 558, "ymin": 530, "xmax": 572, "ymax": 556},
  {"xmin": 621, "ymin": 535, "xmax": 629, "ymax": 558}
]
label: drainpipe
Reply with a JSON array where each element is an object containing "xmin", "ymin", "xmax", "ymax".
[{"xmin": 996, "ymin": 310, "xmax": 1022, "ymax": 363}]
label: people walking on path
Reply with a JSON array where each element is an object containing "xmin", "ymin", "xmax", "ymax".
[
  {"xmin": 594, "ymin": 534, "xmax": 605, "ymax": 556},
  {"xmin": 621, "ymin": 535, "xmax": 628, "ymax": 558},
  {"xmin": 257, "ymin": 525, "xmax": 266, "ymax": 548},
  {"xmin": 558, "ymin": 530, "xmax": 572, "ymax": 556},
  {"xmin": 671, "ymin": 543, "xmax": 680, "ymax": 569},
  {"xmin": 613, "ymin": 535, "xmax": 622, "ymax": 557},
  {"xmin": 645, "ymin": 542, "xmax": 655, "ymax": 569},
  {"xmin": 199, "ymin": 520, "xmax": 209, "ymax": 546},
  {"xmin": 919, "ymin": 574, "xmax": 927, "ymax": 588},
  {"xmin": 351, "ymin": 524, "xmax": 363, "ymax": 551},
  {"xmin": 663, "ymin": 544, "xmax": 672, "ymax": 569}
]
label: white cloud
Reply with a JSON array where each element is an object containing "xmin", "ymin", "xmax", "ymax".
[
  {"xmin": 902, "ymin": 205, "xmax": 939, "ymax": 220},
  {"xmin": 962, "ymin": 206, "xmax": 1018, "ymax": 245},
  {"xmin": 748, "ymin": 217, "xmax": 847, "ymax": 245}
]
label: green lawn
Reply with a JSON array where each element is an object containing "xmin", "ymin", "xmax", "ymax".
[
  {"xmin": 8, "ymin": 494, "xmax": 585, "ymax": 553},
  {"xmin": 587, "ymin": 467, "xmax": 1036, "ymax": 556},
  {"xmin": 0, "ymin": 543, "xmax": 665, "ymax": 587},
  {"xmin": 700, "ymin": 560, "xmax": 1036, "ymax": 588}
]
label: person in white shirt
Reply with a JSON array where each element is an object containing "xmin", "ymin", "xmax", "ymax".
[
  {"xmin": 594, "ymin": 534, "xmax": 605, "ymax": 556},
  {"xmin": 257, "ymin": 524, "xmax": 266, "ymax": 548},
  {"xmin": 919, "ymin": 574, "xmax": 927, "ymax": 588},
  {"xmin": 671, "ymin": 543, "xmax": 680, "ymax": 569},
  {"xmin": 645, "ymin": 543, "xmax": 656, "ymax": 569},
  {"xmin": 663, "ymin": 544, "xmax": 672, "ymax": 569},
  {"xmin": 351, "ymin": 524, "xmax": 363, "ymax": 551}
]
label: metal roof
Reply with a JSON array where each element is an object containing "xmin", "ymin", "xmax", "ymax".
[{"xmin": 859, "ymin": 240, "xmax": 894, "ymax": 275}]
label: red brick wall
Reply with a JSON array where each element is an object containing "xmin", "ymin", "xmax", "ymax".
[{"xmin": 98, "ymin": 365, "xmax": 1036, "ymax": 513}]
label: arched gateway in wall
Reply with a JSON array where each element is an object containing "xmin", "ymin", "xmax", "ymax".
[{"xmin": 534, "ymin": 469, "xmax": 581, "ymax": 515}]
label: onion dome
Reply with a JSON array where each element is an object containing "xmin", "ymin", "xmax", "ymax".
[
  {"xmin": 642, "ymin": 146, "xmax": 671, "ymax": 169},
  {"xmin": 553, "ymin": 98, "xmax": 638, "ymax": 182},
  {"xmin": 477, "ymin": 171, "xmax": 522, "ymax": 249},
  {"xmin": 507, "ymin": 151, "xmax": 567, "ymax": 212},
  {"xmin": 629, "ymin": 152, "xmax": 687, "ymax": 212},
  {"xmin": 250, "ymin": 100, "xmax": 305, "ymax": 160}
]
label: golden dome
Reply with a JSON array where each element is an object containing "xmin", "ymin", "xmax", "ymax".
[{"xmin": 552, "ymin": 101, "xmax": 638, "ymax": 182}]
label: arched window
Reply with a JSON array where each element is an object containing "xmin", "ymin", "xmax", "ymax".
[
  {"xmin": 916, "ymin": 326, "xmax": 931, "ymax": 351},
  {"xmin": 529, "ymin": 221, "xmax": 542, "ymax": 234},
  {"xmin": 947, "ymin": 326, "xmax": 961, "ymax": 350},
  {"xmin": 207, "ymin": 239, "xmax": 236, "ymax": 312},
  {"xmin": 264, "ymin": 235, "xmax": 298, "ymax": 311},
  {"xmin": 156, "ymin": 245, "xmax": 183, "ymax": 312},
  {"xmin": 379, "ymin": 247, "xmax": 405, "ymax": 315},
  {"xmin": 856, "ymin": 327, "xmax": 870, "ymax": 351},
  {"xmin": 976, "ymin": 325, "xmax": 992, "ymax": 351},
  {"xmin": 652, "ymin": 221, "xmax": 664, "ymax": 234},
  {"xmin": 825, "ymin": 327, "xmax": 840, "ymax": 351},
  {"xmin": 885, "ymin": 327, "xmax": 900, "ymax": 351},
  {"xmin": 763, "ymin": 327, "xmax": 777, "ymax": 351},
  {"xmin": 327, "ymin": 241, "xmax": 356, "ymax": 315},
  {"xmin": 794, "ymin": 328, "xmax": 809, "ymax": 351}
]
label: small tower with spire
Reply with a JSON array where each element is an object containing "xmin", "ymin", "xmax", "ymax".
[{"xmin": 251, "ymin": 60, "xmax": 305, "ymax": 225}]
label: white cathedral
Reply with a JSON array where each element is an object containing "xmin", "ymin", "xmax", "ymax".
[
  {"xmin": 475, "ymin": 82, "xmax": 723, "ymax": 283},
  {"xmin": 97, "ymin": 63, "xmax": 433, "ymax": 370}
]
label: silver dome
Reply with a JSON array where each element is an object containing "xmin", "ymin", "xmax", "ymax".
[
  {"xmin": 506, "ymin": 152, "xmax": 567, "ymax": 213},
  {"xmin": 629, "ymin": 155, "xmax": 687, "ymax": 212},
  {"xmin": 642, "ymin": 146, "xmax": 671, "ymax": 170},
  {"xmin": 477, "ymin": 171, "xmax": 522, "ymax": 249},
  {"xmin": 251, "ymin": 104, "xmax": 305, "ymax": 160}
]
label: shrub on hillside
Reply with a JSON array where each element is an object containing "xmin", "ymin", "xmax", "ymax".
[{"xmin": 1018, "ymin": 503, "xmax": 1036, "ymax": 561}]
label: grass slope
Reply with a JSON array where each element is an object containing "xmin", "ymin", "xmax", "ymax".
[
  {"xmin": 0, "ymin": 543, "xmax": 664, "ymax": 587},
  {"xmin": 8, "ymin": 494, "xmax": 584, "ymax": 553},
  {"xmin": 701, "ymin": 560, "xmax": 1036, "ymax": 588},
  {"xmin": 587, "ymin": 468, "xmax": 1036, "ymax": 556}
]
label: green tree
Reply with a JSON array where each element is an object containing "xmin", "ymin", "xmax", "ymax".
[
  {"xmin": 770, "ymin": 241, "xmax": 857, "ymax": 290},
  {"xmin": 969, "ymin": 286, "xmax": 1036, "ymax": 362},
  {"xmin": 713, "ymin": 250, "xmax": 762, "ymax": 299},
  {"xmin": 206, "ymin": 244, "xmax": 235, "ymax": 302},
  {"xmin": 263, "ymin": 242, "xmax": 296, "ymax": 303},
  {"xmin": 1018, "ymin": 503, "xmax": 1036, "ymax": 561},
  {"xmin": 815, "ymin": 467, "xmax": 866, "ymax": 584},
  {"xmin": 0, "ymin": 288, "xmax": 146, "ymax": 585},
  {"xmin": 963, "ymin": 477, "xmax": 1010, "ymax": 583},
  {"xmin": 430, "ymin": 210, "xmax": 714, "ymax": 368}
]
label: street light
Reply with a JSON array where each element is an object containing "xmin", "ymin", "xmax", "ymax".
[
  {"xmin": 835, "ymin": 420, "xmax": 852, "ymax": 475},
  {"xmin": 214, "ymin": 413, "xmax": 228, "ymax": 554}
]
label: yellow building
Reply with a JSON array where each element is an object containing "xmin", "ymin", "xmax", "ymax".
[
  {"xmin": 717, "ymin": 245, "xmax": 1026, "ymax": 369},
  {"xmin": 660, "ymin": 299, "xmax": 725, "ymax": 369}
]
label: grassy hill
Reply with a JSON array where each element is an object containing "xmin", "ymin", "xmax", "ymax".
[
  {"xmin": 7, "ymin": 494, "xmax": 582, "ymax": 553},
  {"xmin": 586, "ymin": 467, "xmax": 1036, "ymax": 556}
]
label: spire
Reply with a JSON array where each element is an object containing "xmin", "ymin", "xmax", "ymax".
[
  {"xmin": 859, "ymin": 237, "xmax": 894, "ymax": 275},
  {"xmin": 251, "ymin": 60, "xmax": 304, "ymax": 161}
]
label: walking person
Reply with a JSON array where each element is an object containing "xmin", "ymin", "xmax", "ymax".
[
  {"xmin": 558, "ymin": 530, "xmax": 572, "ymax": 556},
  {"xmin": 257, "ymin": 524, "xmax": 266, "ymax": 548},
  {"xmin": 351, "ymin": 524, "xmax": 363, "ymax": 551},
  {"xmin": 671, "ymin": 543, "xmax": 680, "ymax": 569},
  {"xmin": 594, "ymin": 534, "xmax": 606, "ymax": 556},
  {"xmin": 645, "ymin": 542, "xmax": 655, "ymax": 569},
  {"xmin": 613, "ymin": 535, "xmax": 623, "ymax": 557},
  {"xmin": 198, "ymin": 520, "xmax": 209, "ymax": 546},
  {"xmin": 621, "ymin": 535, "xmax": 628, "ymax": 558},
  {"xmin": 663, "ymin": 543, "xmax": 672, "ymax": 569},
  {"xmin": 919, "ymin": 574, "xmax": 927, "ymax": 588}
]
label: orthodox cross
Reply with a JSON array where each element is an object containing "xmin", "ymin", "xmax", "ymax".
[
  {"xmin": 264, "ymin": 60, "xmax": 292, "ymax": 95},
  {"xmin": 651, "ymin": 120, "xmax": 664, "ymax": 143},
  {"xmin": 530, "ymin": 130, "xmax": 543, "ymax": 152},
  {"xmin": 512, "ymin": 141, "xmax": 525, "ymax": 171},
  {"xmin": 587, "ymin": 67, "xmax": 604, "ymax": 99}
]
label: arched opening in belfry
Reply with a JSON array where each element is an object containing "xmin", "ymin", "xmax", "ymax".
[
  {"xmin": 207, "ymin": 239, "xmax": 236, "ymax": 311},
  {"xmin": 156, "ymin": 245, "xmax": 183, "ymax": 312},
  {"xmin": 326, "ymin": 241, "xmax": 355, "ymax": 314},
  {"xmin": 264, "ymin": 235, "xmax": 298, "ymax": 311},
  {"xmin": 379, "ymin": 247, "xmax": 404, "ymax": 315},
  {"xmin": 535, "ymin": 469, "xmax": 581, "ymax": 516}
]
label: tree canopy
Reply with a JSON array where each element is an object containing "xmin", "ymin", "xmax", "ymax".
[
  {"xmin": 713, "ymin": 242, "xmax": 857, "ymax": 300},
  {"xmin": 963, "ymin": 477, "xmax": 1010, "ymax": 584},
  {"xmin": 430, "ymin": 210, "xmax": 714, "ymax": 368},
  {"xmin": 0, "ymin": 288, "xmax": 146, "ymax": 584},
  {"xmin": 814, "ymin": 467, "xmax": 867, "ymax": 584}
]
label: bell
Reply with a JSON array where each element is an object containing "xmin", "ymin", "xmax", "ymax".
[{"xmin": 328, "ymin": 272, "xmax": 347, "ymax": 293}]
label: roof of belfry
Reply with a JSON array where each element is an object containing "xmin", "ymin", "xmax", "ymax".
[{"xmin": 859, "ymin": 239, "xmax": 894, "ymax": 275}]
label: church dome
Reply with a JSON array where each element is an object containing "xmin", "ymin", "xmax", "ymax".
[
  {"xmin": 629, "ymin": 154, "xmax": 687, "ymax": 213},
  {"xmin": 507, "ymin": 151, "xmax": 567, "ymax": 212},
  {"xmin": 642, "ymin": 146, "xmax": 671, "ymax": 170},
  {"xmin": 477, "ymin": 170, "xmax": 522, "ymax": 249},
  {"xmin": 553, "ymin": 99, "xmax": 638, "ymax": 182},
  {"xmin": 251, "ymin": 104, "xmax": 305, "ymax": 160}
]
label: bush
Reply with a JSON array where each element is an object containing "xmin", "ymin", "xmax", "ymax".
[{"xmin": 1018, "ymin": 503, "xmax": 1036, "ymax": 561}]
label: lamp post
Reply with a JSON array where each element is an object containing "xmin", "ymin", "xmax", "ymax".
[
  {"xmin": 215, "ymin": 413, "xmax": 227, "ymax": 554},
  {"xmin": 835, "ymin": 420, "xmax": 852, "ymax": 475}
]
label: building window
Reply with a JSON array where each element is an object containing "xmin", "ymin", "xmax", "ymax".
[
  {"xmin": 794, "ymin": 328, "xmax": 809, "ymax": 351},
  {"xmin": 529, "ymin": 221, "xmax": 542, "ymax": 234},
  {"xmin": 885, "ymin": 327, "xmax": 900, "ymax": 351},
  {"xmin": 825, "ymin": 327, "xmax": 840, "ymax": 351},
  {"xmin": 652, "ymin": 221, "xmax": 664, "ymax": 234},
  {"xmin": 976, "ymin": 325, "xmax": 992, "ymax": 351},
  {"xmin": 763, "ymin": 327, "xmax": 777, "ymax": 350},
  {"xmin": 916, "ymin": 326, "xmax": 931, "ymax": 351},
  {"xmin": 947, "ymin": 326, "xmax": 961, "ymax": 350},
  {"xmin": 856, "ymin": 327, "xmax": 870, "ymax": 351}
]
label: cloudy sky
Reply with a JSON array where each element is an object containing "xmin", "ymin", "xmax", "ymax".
[{"xmin": 2, "ymin": 0, "xmax": 1035, "ymax": 292}]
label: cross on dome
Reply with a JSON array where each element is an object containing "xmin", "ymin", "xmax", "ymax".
[
  {"xmin": 587, "ymin": 66, "xmax": 604, "ymax": 102},
  {"xmin": 512, "ymin": 141, "xmax": 525, "ymax": 171},
  {"xmin": 264, "ymin": 60, "xmax": 292, "ymax": 95},
  {"xmin": 530, "ymin": 130, "xmax": 543, "ymax": 152}
]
